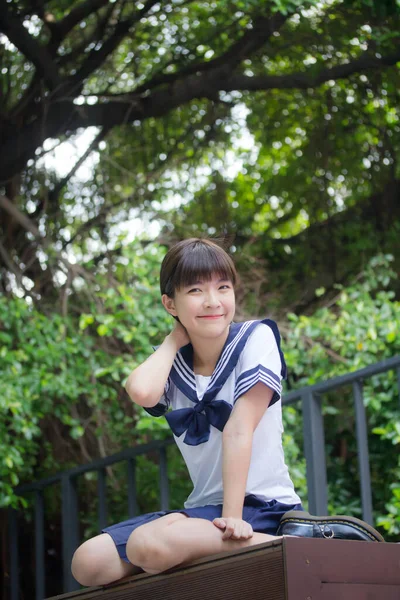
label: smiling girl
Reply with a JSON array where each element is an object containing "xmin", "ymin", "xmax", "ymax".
[{"xmin": 71, "ymin": 238, "xmax": 383, "ymax": 587}]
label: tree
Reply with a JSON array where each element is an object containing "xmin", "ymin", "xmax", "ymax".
[
  {"xmin": 2, "ymin": 5, "xmax": 400, "ymax": 589},
  {"xmin": 0, "ymin": 0, "xmax": 399, "ymax": 307}
]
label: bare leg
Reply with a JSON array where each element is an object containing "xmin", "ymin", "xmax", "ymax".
[
  {"xmin": 71, "ymin": 513, "xmax": 188, "ymax": 586},
  {"xmin": 127, "ymin": 514, "xmax": 279, "ymax": 574},
  {"xmin": 71, "ymin": 533, "xmax": 135, "ymax": 587}
]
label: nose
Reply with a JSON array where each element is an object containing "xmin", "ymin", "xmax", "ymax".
[{"xmin": 204, "ymin": 290, "xmax": 220, "ymax": 307}]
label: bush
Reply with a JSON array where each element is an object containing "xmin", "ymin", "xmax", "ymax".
[
  {"xmin": 1, "ymin": 250, "xmax": 398, "ymax": 540},
  {"xmin": 282, "ymin": 254, "xmax": 400, "ymax": 538}
]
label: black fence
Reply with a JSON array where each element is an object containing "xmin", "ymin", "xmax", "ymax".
[{"xmin": 7, "ymin": 354, "xmax": 400, "ymax": 600}]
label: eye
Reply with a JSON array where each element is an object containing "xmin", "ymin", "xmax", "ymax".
[
  {"xmin": 219, "ymin": 284, "xmax": 231, "ymax": 290},
  {"xmin": 188, "ymin": 287, "xmax": 201, "ymax": 293}
]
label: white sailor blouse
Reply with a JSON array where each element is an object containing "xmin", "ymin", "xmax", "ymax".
[{"xmin": 145, "ymin": 319, "xmax": 301, "ymax": 508}]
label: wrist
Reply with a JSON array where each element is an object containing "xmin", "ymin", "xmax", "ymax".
[
  {"xmin": 222, "ymin": 503, "xmax": 243, "ymax": 520},
  {"xmin": 164, "ymin": 332, "xmax": 180, "ymax": 352},
  {"xmin": 222, "ymin": 513, "xmax": 243, "ymax": 520}
]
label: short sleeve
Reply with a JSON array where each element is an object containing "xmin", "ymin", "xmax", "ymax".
[
  {"xmin": 234, "ymin": 320, "xmax": 286, "ymax": 407},
  {"xmin": 143, "ymin": 378, "xmax": 171, "ymax": 417}
]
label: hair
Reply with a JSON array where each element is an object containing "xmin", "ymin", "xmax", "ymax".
[{"xmin": 160, "ymin": 238, "xmax": 237, "ymax": 297}]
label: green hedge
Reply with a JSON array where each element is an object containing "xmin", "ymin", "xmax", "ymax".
[{"xmin": 1, "ymin": 246, "xmax": 399, "ymax": 539}]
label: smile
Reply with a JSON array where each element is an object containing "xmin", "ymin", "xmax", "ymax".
[{"xmin": 197, "ymin": 315, "xmax": 224, "ymax": 319}]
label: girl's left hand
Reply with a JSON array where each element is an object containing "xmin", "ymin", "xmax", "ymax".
[{"xmin": 213, "ymin": 517, "xmax": 253, "ymax": 541}]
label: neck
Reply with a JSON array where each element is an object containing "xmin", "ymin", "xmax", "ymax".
[{"xmin": 191, "ymin": 328, "xmax": 230, "ymax": 376}]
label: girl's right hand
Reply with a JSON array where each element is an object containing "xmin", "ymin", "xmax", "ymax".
[{"xmin": 168, "ymin": 321, "xmax": 190, "ymax": 350}]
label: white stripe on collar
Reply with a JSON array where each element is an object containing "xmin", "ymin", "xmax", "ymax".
[
  {"xmin": 175, "ymin": 352, "xmax": 196, "ymax": 385},
  {"xmin": 209, "ymin": 320, "xmax": 255, "ymax": 385}
]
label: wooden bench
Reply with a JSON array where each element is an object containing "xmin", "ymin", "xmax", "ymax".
[{"xmin": 47, "ymin": 537, "xmax": 400, "ymax": 600}]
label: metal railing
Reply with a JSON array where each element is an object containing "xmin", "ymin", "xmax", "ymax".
[
  {"xmin": 283, "ymin": 355, "xmax": 400, "ymax": 520},
  {"xmin": 8, "ymin": 439, "xmax": 175, "ymax": 600},
  {"xmin": 7, "ymin": 354, "xmax": 400, "ymax": 600}
]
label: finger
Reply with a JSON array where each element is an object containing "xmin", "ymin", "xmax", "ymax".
[
  {"xmin": 213, "ymin": 518, "xmax": 226, "ymax": 530},
  {"xmin": 229, "ymin": 523, "xmax": 239, "ymax": 540},
  {"xmin": 223, "ymin": 529, "xmax": 234, "ymax": 540},
  {"xmin": 233, "ymin": 523, "xmax": 244, "ymax": 540},
  {"xmin": 222, "ymin": 521, "xmax": 235, "ymax": 540},
  {"xmin": 234, "ymin": 523, "xmax": 252, "ymax": 540},
  {"xmin": 239, "ymin": 524, "xmax": 249, "ymax": 540},
  {"xmin": 233, "ymin": 524, "xmax": 244, "ymax": 540}
]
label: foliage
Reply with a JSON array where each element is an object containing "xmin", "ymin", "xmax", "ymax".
[
  {"xmin": 1, "ymin": 0, "xmax": 400, "ymax": 314},
  {"xmin": 282, "ymin": 253, "xmax": 400, "ymax": 538},
  {"xmin": 1, "ymin": 250, "xmax": 399, "ymax": 543},
  {"xmin": 0, "ymin": 240, "xmax": 175, "ymax": 509},
  {"xmin": 154, "ymin": 3, "xmax": 400, "ymax": 310}
]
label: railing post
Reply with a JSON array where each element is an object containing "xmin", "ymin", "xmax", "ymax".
[
  {"xmin": 8, "ymin": 508, "xmax": 19, "ymax": 600},
  {"xmin": 127, "ymin": 458, "xmax": 138, "ymax": 517},
  {"xmin": 396, "ymin": 367, "xmax": 400, "ymax": 410},
  {"xmin": 35, "ymin": 490, "xmax": 46, "ymax": 600},
  {"xmin": 302, "ymin": 391, "xmax": 328, "ymax": 515},
  {"xmin": 61, "ymin": 475, "xmax": 80, "ymax": 592},
  {"xmin": 159, "ymin": 446, "xmax": 169, "ymax": 511},
  {"xmin": 97, "ymin": 468, "xmax": 107, "ymax": 530},
  {"xmin": 353, "ymin": 380, "xmax": 373, "ymax": 524}
]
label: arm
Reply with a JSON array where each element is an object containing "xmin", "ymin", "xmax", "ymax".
[
  {"xmin": 215, "ymin": 382, "xmax": 274, "ymax": 539},
  {"xmin": 125, "ymin": 322, "xmax": 189, "ymax": 408}
]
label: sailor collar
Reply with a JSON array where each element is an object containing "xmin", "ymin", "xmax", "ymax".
[
  {"xmin": 162, "ymin": 319, "xmax": 285, "ymax": 446},
  {"xmin": 170, "ymin": 320, "xmax": 261, "ymax": 405},
  {"xmin": 146, "ymin": 319, "xmax": 285, "ymax": 446}
]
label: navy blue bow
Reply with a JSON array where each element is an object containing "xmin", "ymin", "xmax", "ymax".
[{"xmin": 165, "ymin": 399, "xmax": 232, "ymax": 446}]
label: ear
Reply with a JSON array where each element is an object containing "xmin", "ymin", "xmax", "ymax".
[{"xmin": 162, "ymin": 294, "xmax": 178, "ymax": 317}]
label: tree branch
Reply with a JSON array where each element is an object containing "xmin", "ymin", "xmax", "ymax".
[
  {"xmin": 0, "ymin": 194, "xmax": 42, "ymax": 239},
  {"xmin": 2, "ymin": 23, "xmax": 399, "ymax": 182},
  {"xmin": 61, "ymin": 101, "xmax": 226, "ymax": 251},
  {"xmin": 0, "ymin": 238, "xmax": 27, "ymax": 292},
  {"xmin": 49, "ymin": 126, "xmax": 110, "ymax": 204},
  {"xmin": 50, "ymin": 0, "xmax": 110, "ymax": 43},
  {"xmin": 70, "ymin": 0, "xmax": 160, "ymax": 86},
  {"xmin": 56, "ymin": 1, "xmax": 117, "ymax": 67},
  {"xmin": 0, "ymin": 193, "xmax": 98, "ymax": 289},
  {"xmin": 0, "ymin": 4, "xmax": 61, "ymax": 90},
  {"xmin": 135, "ymin": 11, "xmax": 288, "ymax": 93},
  {"xmin": 57, "ymin": 46, "xmax": 400, "ymax": 129},
  {"xmin": 11, "ymin": 0, "xmax": 53, "ymax": 20},
  {"xmin": 222, "ymin": 49, "xmax": 400, "ymax": 91}
]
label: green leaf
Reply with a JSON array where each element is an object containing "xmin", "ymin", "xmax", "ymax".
[{"xmin": 97, "ymin": 324, "xmax": 109, "ymax": 336}]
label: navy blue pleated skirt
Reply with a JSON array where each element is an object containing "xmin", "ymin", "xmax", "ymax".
[{"xmin": 103, "ymin": 494, "xmax": 303, "ymax": 562}]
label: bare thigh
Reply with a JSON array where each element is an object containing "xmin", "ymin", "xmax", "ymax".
[
  {"xmin": 127, "ymin": 513, "xmax": 275, "ymax": 574},
  {"xmin": 132, "ymin": 512, "xmax": 188, "ymax": 536},
  {"xmin": 126, "ymin": 512, "xmax": 188, "ymax": 572}
]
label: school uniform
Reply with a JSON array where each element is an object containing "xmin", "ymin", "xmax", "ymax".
[{"xmin": 103, "ymin": 319, "xmax": 302, "ymax": 562}]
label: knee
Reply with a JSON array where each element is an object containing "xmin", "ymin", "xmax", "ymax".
[
  {"xmin": 126, "ymin": 527, "xmax": 168, "ymax": 574},
  {"xmin": 71, "ymin": 538, "xmax": 107, "ymax": 587}
]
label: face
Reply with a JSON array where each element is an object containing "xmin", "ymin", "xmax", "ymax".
[{"xmin": 162, "ymin": 274, "xmax": 235, "ymax": 340}]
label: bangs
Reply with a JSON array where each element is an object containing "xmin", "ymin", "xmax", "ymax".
[{"xmin": 175, "ymin": 243, "xmax": 236, "ymax": 290}]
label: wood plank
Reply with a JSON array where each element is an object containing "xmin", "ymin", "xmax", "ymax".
[
  {"xmin": 321, "ymin": 582, "xmax": 400, "ymax": 600},
  {"xmin": 47, "ymin": 537, "xmax": 400, "ymax": 600},
  {"xmin": 284, "ymin": 537, "xmax": 400, "ymax": 599},
  {"xmin": 48, "ymin": 538, "xmax": 285, "ymax": 600}
]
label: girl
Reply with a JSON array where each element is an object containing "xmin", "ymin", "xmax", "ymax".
[{"xmin": 71, "ymin": 238, "xmax": 383, "ymax": 587}]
